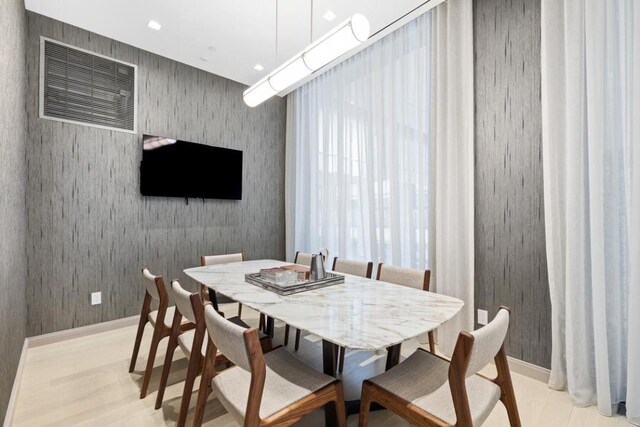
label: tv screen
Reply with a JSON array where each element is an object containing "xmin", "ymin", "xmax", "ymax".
[{"xmin": 140, "ymin": 134, "xmax": 242, "ymax": 200}]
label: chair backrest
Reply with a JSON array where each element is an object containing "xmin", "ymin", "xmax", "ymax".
[
  {"xmin": 332, "ymin": 257, "xmax": 373, "ymax": 278},
  {"xmin": 171, "ymin": 280, "xmax": 197, "ymax": 323},
  {"xmin": 464, "ymin": 308, "xmax": 510, "ymax": 376},
  {"xmin": 142, "ymin": 268, "xmax": 164, "ymax": 301},
  {"xmin": 376, "ymin": 264, "xmax": 431, "ymax": 291},
  {"xmin": 293, "ymin": 251, "xmax": 313, "ymax": 266},
  {"xmin": 200, "ymin": 252, "xmax": 244, "ymax": 266},
  {"xmin": 294, "ymin": 248, "xmax": 329, "ymax": 267},
  {"xmin": 203, "ymin": 303, "xmax": 256, "ymax": 372}
]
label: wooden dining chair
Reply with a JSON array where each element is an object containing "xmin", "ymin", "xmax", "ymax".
[
  {"xmin": 332, "ymin": 257, "xmax": 374, "ymax": 373},
  {"xmin": 359, "ymin": 307, "xmax": 521, "ymax": 427},
  {"xmin": 154, "ymin": 281, "xmax": 218, "ymax": 426},
  {"xmin": 200, "ymin": 252, "xmax": 244, "ymax": 317},
  {"xmin": 129, "ymin": 268, "xmax": 194, "ymax": 399},
  {"xmin": 377, "ymin": 263, "xmax": 436, "ymax": 354},
  {"xmin": 155, "ymin": 280, "xmax": 272, "ymax": 426},
  {"xmin": 285, "ymin": 249, "xmax": 329, "ymax": 351},
  {"xmin": 192, "ymin": 303, "xmax": 347, "ymax": 427}
]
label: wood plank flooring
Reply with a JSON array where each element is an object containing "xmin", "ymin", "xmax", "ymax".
[{"xmin": 10, "ymin": 304, "xmax": 631, "ymax": 426}]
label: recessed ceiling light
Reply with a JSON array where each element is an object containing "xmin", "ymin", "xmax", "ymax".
[
  {"xmin": 147, "ymin": 20, "xmax": 162, "ymax": 31},
  {"xmin": 323, "ymin": 10, "xmax": 336, "ymax": 22},
  {"xmin": 253, "ymin": 63, "xmax": 264, "ymax": 71},
  {"xmin": 199, "ymin": 57, "xmax": 208, "ymax": 62}
]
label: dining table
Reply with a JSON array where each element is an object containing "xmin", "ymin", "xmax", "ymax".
[{"xmin": 184, "ymin": 259, "xmax": 464, "ymax": 426}]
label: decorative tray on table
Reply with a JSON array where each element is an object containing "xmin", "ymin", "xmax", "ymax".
[{"xmin": 245, "ymin": 267, "xmax": 344, "ymax": 296}]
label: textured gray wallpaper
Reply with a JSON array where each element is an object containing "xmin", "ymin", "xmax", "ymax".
[
  {"xmin": 0, "ymin": 0, "xmax": 28, "ymax": 418},
  {"xmin": 473, "ymin": 0, "xmax": 551, "ymax": 368},
  {"xmin": 25, "ymin": 12, "xmax": 287, "ymax": 336}
]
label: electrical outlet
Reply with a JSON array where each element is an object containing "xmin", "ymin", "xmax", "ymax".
[
  {"xmin": 477, "ymin": 309, "xmax": 488, "ymax": 325},
  {"xmin": 91, "ymin": 292, "xmax": 102, "ymax": 305}
]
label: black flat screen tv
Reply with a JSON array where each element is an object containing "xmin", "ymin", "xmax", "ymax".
[{"xmin": 140, "ymin": 134, "xmax": 242, "ymax": 200}]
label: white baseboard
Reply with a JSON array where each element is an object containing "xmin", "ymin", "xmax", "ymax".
[
  {"xmin": 2, "ymin": 315, "xmax": 139, "ymax": 426},
  {"xmin": 3, "ymin": 340, "xmax": 28, "ymax": 427},
  {"xmin": 28, "ymin": 315, "xmax": 139, "ymax": 348},
  {"xmin": 506, "ymin": 355, "xmax": 550, "ymax": 384}
]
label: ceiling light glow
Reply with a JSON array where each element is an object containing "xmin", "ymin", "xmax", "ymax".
[
  {"xmin": 254, "ymin": 63, "xmax": 264, "ymax": 71},
  {"xmin": 323, "ymin": 10, "xmax": 337, "ymax": 22},
  {"xmin": 147, "ymin": 20, "xmax": 162, "ymax": 31}
]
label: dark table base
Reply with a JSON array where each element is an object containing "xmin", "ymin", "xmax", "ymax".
[{"xmin": 322, "ymin": 340, "xmax": 399, "ymax": 427}]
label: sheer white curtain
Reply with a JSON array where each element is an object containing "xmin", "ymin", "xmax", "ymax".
[
  {"xmin": 541, "ymin": 0, "xmax": 640, "ymax": 424},
  {"xmin": 286, "ymin": 13, "xmax": 433, "ymax": 268},
  {"xmin": 285, "ymin": 0, "xmax": 474, "ymax": 354}
]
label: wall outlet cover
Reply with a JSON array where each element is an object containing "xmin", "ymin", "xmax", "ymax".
[
  {"xmin": 91, "ymin": 291, "xmax": 102, "ymax": 305},
  {"xmin": 477, "ymin": 309, "xmax": 489, "ymax": 325}
]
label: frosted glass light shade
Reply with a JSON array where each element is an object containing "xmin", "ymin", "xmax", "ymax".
[
  {"xmin": 243, "ymin": 13, "xmax": 370, "ymax": 107},
  {"xmin": 303, "ymin": 14, "xmax": 370, "ymax": 71},
  {"xmin": 243, "ymin": 76, "xmax": 277, "ymax": 107},
  {"xmin": 268, "ymin": 56, "xmax": 312, "ymax": 91}
]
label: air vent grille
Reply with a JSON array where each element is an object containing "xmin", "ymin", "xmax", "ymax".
[{"xmin": 40, "ymin": 38, "xmax": 137, "ymax": 133}]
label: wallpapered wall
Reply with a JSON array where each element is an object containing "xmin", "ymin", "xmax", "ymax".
[
  {"xmin": 473, "ymin": 0, "xmax": 551, "ymax": 368},
  {"xmin": 0, "ymin": 0, "xmax": 28, "ymax": 418},
  {"xmin": 25, "ymin": 12, "xmax": 287, "ymax": 336}
]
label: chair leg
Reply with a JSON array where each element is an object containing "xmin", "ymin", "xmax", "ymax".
[
  {"xmin": 259, "ymin": 313, "xmax": 265, "ymax": 332},
  {"xmin": 176, "ymin": 353, "xmax": 202, "ymax": 427},
  {"xmin": 129, "ymin": 314, "xmax": 148, "ymax": 373},
  {"xmin": 334, "ymin": 381, "xmax": 347, "ymax": 427},
  {"xmin": 154, "ymin": 330, "xmax": 179, "ymax": 409},
  {"xmin": 338, "ymin": 346, "xmax": 346, "ymax": 374},
  {"xmin": 284, "ymin": 324, "xmax": 290, "ymax": 346},
  {"xmin": 192, "ymin": 369, "xmax": 211, "ymax": 427},
  {"xmin": 140, "ymin": 324, "xmax": 164, "ymax": 399},
  {"xmin": 237, "ymin": 302, "xmax": 243, "ymax": 318},
  {"xmin": 295, "ymin": 328, "xmax": 301, "ymax": 351},
  {"xmin": 428, "ymin": 331, "xmax": 436, "ymax": 354},
  {"xmin": 359, "ymin": 381, "xmax": 373, "ymax": 427}
]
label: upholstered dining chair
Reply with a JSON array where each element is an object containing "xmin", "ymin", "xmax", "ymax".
[
  {"xmin": 377, "ymin": 263, "xmax": 436, "ymax": 353},
  {"xmin": 200, "ymin": 252, "xmax": 244, "ymax": 317},
  {"xmin": 358, "ymin": 307, "xmax": 521, "ymax": 427},
  {"xmin": 332, "ymin": 257, "xmax": 374, "ymax": 373},
  {"xmin": 155, "ymin": 280, "xmax": 272, "ymax": 427},
  {"xmin": 285, "ymin": 249, "xmax": 329, "ymax": 351},
  {"xmin": 192, "ymin": 302, "xmax": 347, "ymax": 427},
  {"xmin": 129, "ymin": 268, "xmax": 194, "ymax": 399}
]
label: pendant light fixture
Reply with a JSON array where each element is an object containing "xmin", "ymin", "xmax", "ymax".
[{"xmin": 243, "ymin": 1, "xmax": 370, "ymax": 107}]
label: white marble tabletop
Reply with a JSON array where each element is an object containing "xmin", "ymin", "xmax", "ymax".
[{"xmin": 184, "ymin": 259, "xmax": 464, "ymax": 351}]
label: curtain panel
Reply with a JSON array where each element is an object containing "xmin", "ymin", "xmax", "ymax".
[
  {"xmin": 541, "ymin": 0, "xmax": 640, "ymax": 423},
  {"xmin": 285, "ymin": 0, "xmax": 474, "ymax": 354}
]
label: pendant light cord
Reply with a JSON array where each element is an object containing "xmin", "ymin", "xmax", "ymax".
[
  {"xmin": 275, "ymin": 0, "xmax": 279, "ymax": 66},
  {"xmin": 310, "ymin": 0, "xmax": 314, "ymax": 43}
]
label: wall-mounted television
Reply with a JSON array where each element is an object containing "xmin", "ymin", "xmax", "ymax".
[{"xmin": 140, "ymin": 134, "xmax": 242, "ymax": 200}]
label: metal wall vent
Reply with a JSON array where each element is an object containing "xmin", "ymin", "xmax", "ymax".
[{"xmin": 39, "ymin": 37, "xmax": 137, "ymax": 133}]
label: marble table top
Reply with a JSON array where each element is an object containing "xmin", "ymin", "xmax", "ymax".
[{"xmin": 184, "ymin": 259, "xmax": 464, "ymax": 351}]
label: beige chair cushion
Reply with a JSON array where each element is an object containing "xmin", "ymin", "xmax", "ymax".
[
  {"xmin": 171, "ymin": 281, "xmax": 196, "ymax": 324},
  {"xmin": 466, "ymin": 309, "xmax": 510, "ymax": 376},
  {"xmin": 211, "ymin": 347, "xmax": 334, "ymax": 424},
  {"xmin": 294, "ymin": 252, "xmax": 314, "ymax": 267},
  {"xmin": 377, "ymin": 264, "xmax": 428, "ymax": 290},
  {"xmin": 332, "ymin": 258, "xmax": 371, "ymax": 278},
  {"xmin": 202, "ymin": 253, "xmax": 243, "ymax": 266},
  {"xmin": 368, "ymin": 350, "xmax": 501, "ymax": 426},
  {"xmin": 177, "ymin": 329, "xmax": 206, "ymax": 358},
  {"xmin": 142, "ymin": 268, "xmax": 160, "ymax": 300},
  {"xmin": 148, "ymin": 306, "xmax": 189, "ymax": 329}
]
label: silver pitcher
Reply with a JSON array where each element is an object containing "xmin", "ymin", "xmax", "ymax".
[{"xmin": 310, "ymin": 253, "xmax": 327, "ymax": 280}]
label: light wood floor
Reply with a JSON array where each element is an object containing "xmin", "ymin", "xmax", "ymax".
[{"xmin": 11, "ymin": 304, "xmax": 631, "ymax": 427}]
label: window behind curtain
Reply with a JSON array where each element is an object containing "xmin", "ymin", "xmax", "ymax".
[{"xmin": 289, "ymin": 12, "xmax": 432, "ymax": 268}]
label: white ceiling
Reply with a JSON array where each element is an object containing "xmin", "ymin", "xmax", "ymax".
[{"xmin": 24, "ymin": 0, "xmax": 430, "ymax": 89}]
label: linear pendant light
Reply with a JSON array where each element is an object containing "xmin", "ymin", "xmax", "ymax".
[{"xmin": 243, "ymin": 13, "xmax": 370, "ymax": 107}]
